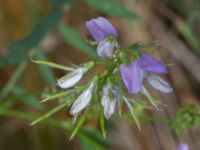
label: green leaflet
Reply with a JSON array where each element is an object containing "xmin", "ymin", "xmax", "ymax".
[
  {"xmin": 32, "ymin": 59, "xmax": 74, "ymax": 71},
  {"xmin": 85, "ymin": 0, "xmax": 139, "ymax": 21},
  {"xmin": 128, "ymin": 41, "xmax": 158, "ymax": 52},
  {"xmin": 171, "ymin": 104, "xmax": 200, "ymax": 133},
  {"xmin": 31, "ymin": 102, "xmax": 69, "ymax": 125}
]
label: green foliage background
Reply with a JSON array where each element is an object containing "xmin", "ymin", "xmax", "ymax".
[{"xmin": 0, "ymin": 0, "xmax": 200, "ymax": 149}]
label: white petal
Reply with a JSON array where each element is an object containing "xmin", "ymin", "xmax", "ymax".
[
  {"xmin": 102, "ymin": 83, "xmax": 112, "ymax": 98},
  {"xmin": 102, "ymin": 96, "xmax": 116, "ymax": 119},
  {"xmin": 101, "ymin": 84, "xmax": 116, "ymax": 119},
  {"xmin": 147, "ymin": 74, "xmax": 173, "ymax": 93},
  {"xmin": 97, "ymin": 39, "xmax": 114, "ymax": 58},
  {"xmin": 70, "ymin": 83, "xmax": 94, "ymax": 115},
  {"xmin": 57, "ymin": 68, "xmax": 84, "ymax": 89}
]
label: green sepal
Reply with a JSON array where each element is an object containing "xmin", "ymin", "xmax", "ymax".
[
  {"xmin": 70, "ymin": 108, "xmax": 89, "ymax": 140},
  {"xmin": 32, "ymin": 59, "xmax": 74, "ymax": 71},
  {"xmin": 100, "ymin": 107, "xmax": 107, "ymax": 138},
  {"xmin": 41, "ymin": 90, "xmax": 74, "ymax": 103}
]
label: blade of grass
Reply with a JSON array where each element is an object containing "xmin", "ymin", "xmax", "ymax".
[
  {"xmin": 1, "ymin": 62, "xmax": 27, "ymax": 98},
  {"xmin": 31, "ymin": 102, "xmax": 68, "ymax": 125}
]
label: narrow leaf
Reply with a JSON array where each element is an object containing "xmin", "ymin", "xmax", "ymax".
[
  {"xmin": 58, "ymin": 23, "xmax": 98, "ymax": 58},
  {"xmin": 141, "ymin": 87, "xmax": 160, "ymax": 109},
  {"xmin": 85, "ymin": 0, "xmax": 139, "ymax": 21},
  {"xmin": 41, "ymin": 90, "xmax": 74, "ymax": 103},
  {"xmin": 31, "ymin": 102, "xmax": 68, "ymax": 125},
  {"xmin": 70, "ymin": 108, "xmax": 89, "ymax": 140},
  {"xmin": 32, "ymin": 59, "xmax": 74, "ymax": 71},
  {"xmin": 100, "ymin": 109, "xmax": 106, "ymax": 138},
  {"xmin": 123, "ymin": 97, "xmax": 141, "ymax": 130},
  {"xmin": 128, "ymin": 41, "xmax": 158, "ymax": 52}
]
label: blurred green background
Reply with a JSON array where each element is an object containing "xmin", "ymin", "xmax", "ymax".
[{"xmin": 0, "ymin": 0, "xmax": 200, "ymax": 149}]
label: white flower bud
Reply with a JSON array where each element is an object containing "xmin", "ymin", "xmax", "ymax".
[
  {"xmin": 57, "ymin": 67, "xmax": 85, "ymax": 89},
  {"xmin": 97, "ymin": 39, "xmax": 114, "ymax": 58},
  {"xmin": 147, "ymin": 74, "xmax": 172, "ymax": 93},
  {"xmin": 101, "ymin": 84, "xmax": 117, "ymax": 119},
  {"xmin": 70, "ymin": 83, "xmax": 94, "ymax": 115}
]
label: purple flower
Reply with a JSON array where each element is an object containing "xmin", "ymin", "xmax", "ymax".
[
  {"xmin": 86, "ymin": 17, "xmax": 117, "ymax": 41},
  {"xmin": 86, "ymin": 17, "xmax": 118, "ymax": 58},
  {"xmin": 120, "ymin": 61, "xmax": 143, "ymax": 93},
  {"xmin": 177, "ymin": 143, "xmax": 189, "ymax": 150},
  {"xmin": 137, "ymin": 53, "xmax": 167, "ymax": 73},
  {"xmin": 120, "ymin": 52, "xmax": 172, "ymax": 94}
]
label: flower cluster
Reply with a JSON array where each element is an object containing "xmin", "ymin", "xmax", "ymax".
[
  {"xmin": 34, "ymin": 17, "xmax": 173, "ymax": 133},
  {"xmin": 57, "ymin": 16, "xmax": 172, "ymax": 120}
]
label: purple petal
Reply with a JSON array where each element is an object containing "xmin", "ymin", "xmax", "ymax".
[
  {"xmin": 86, "ymin": 19, "xmax": 106, "ymax": 41},
  {"xmin": 137, "ymin": 53, "xmax": 167, "ymax": 74},
  {"xmin": 120, "ymin": 61, "xmax": 143, "ymax": 94},
  {"xmin": 177, "ymin": 143, "xmax": 189, "ymax": 150},
  {"xmin": 111, "ymin": 87, "xmax": 119, "ymax": 101},
  {"xmin": 147, "ymin": 74, "xmax": 173, "ymax": 93},
  {"xmin": 95, "ymin": 17, "xmax": 118, "ymax": 38},
  {"xmin": 86, "ymin": 17, "xmax": 117, "ymax": 41}
]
